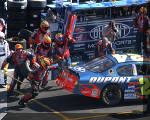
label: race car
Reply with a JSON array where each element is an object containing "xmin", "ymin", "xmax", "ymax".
[{"xmin": 56, "ymin": 54, "xmax": 150, "ymax": 106}]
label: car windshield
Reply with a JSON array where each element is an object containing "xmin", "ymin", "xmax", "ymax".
[{"xmin": 83, "ymin": 57, "xmax": 116, "ymax": 73}]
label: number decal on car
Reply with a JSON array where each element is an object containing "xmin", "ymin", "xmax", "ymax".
[
  {"xmin": 139, "ymin": 78, "xmax": 150, "ymax": 96},
  {"xmin": 74, "ymin": 66, "xmax": 85, "ymax": 72}
]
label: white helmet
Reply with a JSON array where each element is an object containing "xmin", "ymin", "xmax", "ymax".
[{"xmin": 0, "ymin": 32, "xmax": 5, "ymax": 39}]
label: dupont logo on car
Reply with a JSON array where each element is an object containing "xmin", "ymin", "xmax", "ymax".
[
  {"xmin": 90, "ymin": 23, "xmax": 130, "ymax": 40},
  {"xmin": 89, "ymin": 77, "xmax": 132, "ymax": 83}
]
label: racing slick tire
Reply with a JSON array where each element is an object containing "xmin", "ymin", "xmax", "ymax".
[
  {"xmin": 7, "ymin": 10, "xmax": 27, "ymax": 21},
  {"xmin": 101, "ymin": 84, "xmax": 123, "ymax": 106},
  {"xmin": 18, "ymin": 29, "xmax": 32, "ymax": 48},
  {"xmin": 27, "ymin": 0, "xmax": 47, "ymax": 10},
  {"xmin": 7, "ymin": 37, "xmax": 26, "ymax": 50},
  {"xmin": 7, "ymin": 0, "xmax": 27, "ymax": 10},
  {"xmin": 20, "ymin": 60, "xmax": 33, "ymax": 78},
  {"xmin": 7, "ymin": 20, "xmax": 26, "ymax": 30}
]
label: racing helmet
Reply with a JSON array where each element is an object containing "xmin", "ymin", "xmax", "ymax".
[
  {"xmin": 55, "ymin": 33, "xmax": 64, "ymax": 45},
  {"xmin": 0, "ymin": 31, "xmax": 5, "ymax": 39},
  {"xmin": 15, "ymin": 44, "xmax": 23, "ymax": 50},
  {"xmin": 0, "ymin": 18, "xmax": 5, "ymax": 26},
  {"xmin": 40, "ymin": 57, "xmax": 51, "ymax": 70},
  {"xmin": 40, "ymin": 20, "xmax": 50, "ymax": 33},
  {"xmin": 140, "ymin": 7, "xmax": 147, "ymax": 14},
  {"xmin": 42, "ymin": 35, "xmax": 51, "ymax": 47}
]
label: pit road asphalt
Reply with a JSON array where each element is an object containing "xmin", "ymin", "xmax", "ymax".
[{"xmin": 0, "ymin": 69, "xmax": 150, "ymax": 120}]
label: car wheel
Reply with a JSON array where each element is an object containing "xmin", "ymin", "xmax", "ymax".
[
  {"xmin": 101, "ymin": 84, "xmax": 123, "ymax": 106},
  {"xmin": 18, "ymin": 29, "xmax": 32, "ymax": 49},
  {"xmin": 7, "ymin": 37, "xmax": 26, "ymax": 50},
  {"xmin": 7, "ymin": 0, "xmax": 27, "ymax": 10},
  {"xmin": 27, "ymin": 0, "xmax": 47, "ymax": 10}
]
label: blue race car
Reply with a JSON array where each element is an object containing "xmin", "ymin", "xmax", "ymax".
[{"xmin": 56, "ymin": 54, "xmax": 150, "ymax": 106}]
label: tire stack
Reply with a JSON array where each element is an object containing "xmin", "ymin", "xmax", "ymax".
[
  {"xmin": 0, "ymin": 0, "xmax": 7, "ymax": 19},
  {"xmin": 7, "ymin": 0, "xmax": 28, "ymax": 38},
  {"xmin": 27, "ymin": 0, "xmax": 47, "ymax": 31}
]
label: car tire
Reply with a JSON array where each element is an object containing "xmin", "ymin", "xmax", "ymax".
[
  {"xmin": 7, "ymin": 20, "xmax": 27, "ymax": 30},
  {"xmin": 27, "ymin": 9, "xmax": 42, "ymax": 21},
  {"xmin": 7, "ymin": 0, "xmax": 27, "ymax": 10},
  {"xmin": 7, "ymin": 10, "xmax": 27, "ymax": 21},
  {"xmin": 27, "ymin": 20, "xmax": 41, "ymax": 31},
  {"xmin": 7, "ymin": 37, "xmax": 26, "ymax": 50},
  {"xmin": 7, "ymin": 29, "xmax": 20, "ymax": 38},
  {"xmin": 18, "ymin": 29, "xmax": 32, "ymax": 48},
  {"xmin": 27, "ymin": 0, "xmax": 47, "ymax": 10},
  {"xmin": 101, "ymin": 84, "xmax": 123, "ymax": 106},
  {"xmin": 20, "ymin": 60, "xmax": 33, "ymax": 78}
]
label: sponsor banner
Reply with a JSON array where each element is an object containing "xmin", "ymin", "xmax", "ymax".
[{"xmin": 71, "ymin": 17, "xmax": 136, "ymax": 55}]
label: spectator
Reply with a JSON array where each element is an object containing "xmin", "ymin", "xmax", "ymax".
[
  {"xmin": 0, "ymin": 32, "xmax": 10, "ymax": 88},
  {"xmin": 133, "ymin": 7, "xmax": 150, "ymax": 54}
]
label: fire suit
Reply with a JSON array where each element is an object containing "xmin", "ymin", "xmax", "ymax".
[
  {"xmin": 95, "ymin": 40, "xmax": 112, "ymax": 57},
  {"xmin": 146, "ymin": 29, "xmax": 150, "ymax": 55},
  {"xmin": 29, "ymin": 29, "xmax": 51, "ymax": 52},
  {"xmin": 35, "ymin": 43, "xmax": 54, "ymax": 87},
  {"xmin": 18, "ymin": 63, "xmax": 56, "ymax": 106},
  {"xmin": 35, "ymin": 43, "xmax": 53, "ymax": 62},
  {"xmin": 96, "ymin": 24, "xmax": 118, "ymax": 57},
  {"xmin": 133, "ymin": 13, "xmax": 149, "ymax": 54},
  {"xmin": 55, "ymin": 35, "xmax": 75, "ymax": 67},
  {"xmin": 1, "ymin": 50, "xmax": 36, "ymax": 95},
  {"xmin": 0, "ymin": 40, "xmax": 10, "ymax": 85}
]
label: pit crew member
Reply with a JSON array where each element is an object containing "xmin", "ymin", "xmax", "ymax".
[
  {"xmin": 18, "ymin": 57, "xmax": 56, "ymax": 107},
  {"xmin": 35, "ymin": 35, "xmax": 54, "ymax": 87},
  {"xmin": 95, "ymin": 20, "xmax": 118, "ymax": 57},
  {"xmin": 55, "ymin": 33, "xmax": 76, "ymax": 67},
  {"xmin": 1, "ymin": 44, "xmax": 36, "ymax": 96},
  {"xmin": 29, "ymin": 20, "xmax": 51, "ymax": 52}
]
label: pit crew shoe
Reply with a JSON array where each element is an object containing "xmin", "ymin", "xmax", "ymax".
[
  {"xmin": 18, "ymin": 99, "xmax": 26, "ymax": 107},
  {"xmin": 7, "ymin": 91, "xmax": 14, "ymax": 97},
  {"xmin": 0, "ymin": 84, "xmax": 6, "ymax": 88}
]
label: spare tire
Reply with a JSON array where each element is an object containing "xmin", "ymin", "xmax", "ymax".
[
  {"xmin": 8, "ymin": 0, "xmax": 27, "ymax": 10},
  {"xmin": 7, "ymin": 37, "xmax": 26, "ymax": 50},
  {"xmin": 27, "ymin": 9, "xmax": 42, "ymax": 21},
  {"xmin": 20, "ymin": 60, "xmax": 33, "ymax": 78},
  {"xmin": 18, "ymin": 29, "xmax": 32, "ymax": 48},
  {"xmin": 27, "ymin": 0, "xmax": 47, "ymax": 10},
  {"xmin": 7, "ymin": 20, "xmax": 27, "ymax": 30},
  {"xmin": 7, "ymin": 10, "xmax": 27, "ymax": 21}
]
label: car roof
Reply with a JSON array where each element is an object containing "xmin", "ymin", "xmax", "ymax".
[{"xmin": 110, "ymin": 54, "xmax": 150, "ymax": 63}]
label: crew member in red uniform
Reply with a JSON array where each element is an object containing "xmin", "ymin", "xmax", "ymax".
[
  {"xmin": 1, "ymin": 44, "xmax": 36, "ymax": 96},
  {"xmin": 95, "ymin": 21, "xmax": 118, "ymax": 58},
  {"xmin": 18, "ymin": 57, "xmax": 56, "ymax": 107},
  {"xmin": 133, "ymin": 7, "xmax": 149, "ymax": 54},
  {"xmin": 55, "ymin": 33, "xmax": 75, "ymax": 67},
  {"xmin": 35, "ymin": 35, "xmax": 53, "ymax": 62},
  {"xmin": 145, "ymin": 28, "xmax": 150, "ymax": 55},
  {"xmin": 35, "ymin": 35, "xmax": 54, "ymax": 87},
  {"xmin": 29, "ymin": 20, "xmax": 50, "ymax": 52},
  {"xmin": 95, "ymin": 38, "xmax": 112, "ymax": 57}
]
